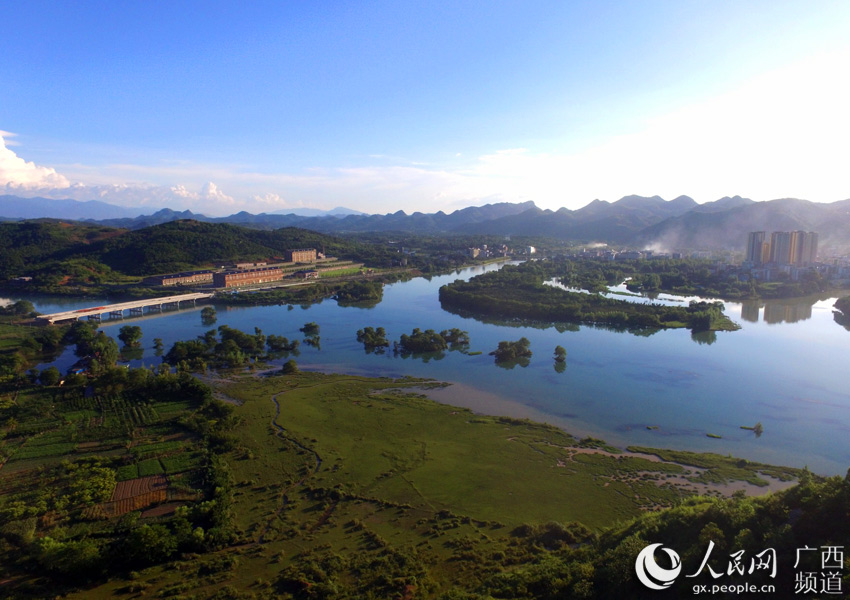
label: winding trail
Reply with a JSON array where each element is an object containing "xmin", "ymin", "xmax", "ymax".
[
  {"xmin": 257, "ymin": 377, "xmax": 421, "ymax": 542},
  {"xmin": 258, "ymin": 380, "xmax": 365, "ymax": 543},
  {"xmin": 257, "ymin": 388, "xmax": 323, "ymax": 543},
  {"xmin": 269, "ymin": 389, "xmax": 323, "ymax": 473}
]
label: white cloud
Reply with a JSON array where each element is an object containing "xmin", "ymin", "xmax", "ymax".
[
  {"xmin": 61, "ymin": 182, "xmax": 238, "ymax": 214},
  {"xmin": 0, "ymin": 131, "xmax": 21, "ymax": 147},
  {"xmin": 0, "ymin": 131, "xmax": 71, "ymax": 191},
  {"xmin": 169, "ymin": 182, "xmax": 236, "ymax": 207}
]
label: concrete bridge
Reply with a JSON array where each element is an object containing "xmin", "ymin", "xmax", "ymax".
[{"xmin": 37, "ymin": 292, "xmax": 214, "ymax": 325}]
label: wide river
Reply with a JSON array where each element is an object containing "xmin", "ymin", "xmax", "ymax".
[{"xmin": 10, "ymin": 262, "xmax": 850, "ymax": 475}]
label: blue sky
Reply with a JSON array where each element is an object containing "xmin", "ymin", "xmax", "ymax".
[{"xmin": 2, "ymin": 1, "xmax": 849, "ymax": 215}]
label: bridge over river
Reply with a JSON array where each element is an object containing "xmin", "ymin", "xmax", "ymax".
[{"xmin": 37, "ymin": 292, "xmax": 214, "ymax": 325}]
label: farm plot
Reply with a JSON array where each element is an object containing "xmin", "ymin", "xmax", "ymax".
[
  {"xmin": 100, "ymin": 474, "xmax": 168, "ymax": 517},
  {"xmin": 111, "ymin": 473, "xmax": 168, "ymax": 500},
  {"xmin": 9, "ymin": 430, "xmax": 76, "ymax": 462}
]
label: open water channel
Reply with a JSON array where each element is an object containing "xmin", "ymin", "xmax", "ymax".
[{"xmin": 9, "ymin": 261, "xmax": 850, "ymax": 475}]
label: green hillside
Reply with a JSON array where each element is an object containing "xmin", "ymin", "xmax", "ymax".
[{"xmin": 0, "ymin": 220, "xmax": 380, "ymax": 295}]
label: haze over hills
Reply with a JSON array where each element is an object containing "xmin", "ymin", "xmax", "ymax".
[
  {"xmin": 271, "ymin": 206, "xmax": 365, "ymax": 217},
  {"xmin": 636, "ymin": 197, "xmax": 850, "ymax": 253},
  {"xmin": 1, "ymin": 193, "xmax": 849, "ymax": 252},
  {"xmin": 0, "ymin": 195, "xmax": 141, "ymax": 220}
]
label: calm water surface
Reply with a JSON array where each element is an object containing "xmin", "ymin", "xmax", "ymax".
[{"xmin": 10, "ymin": 262, "xmax": 850, "ymax": 475}]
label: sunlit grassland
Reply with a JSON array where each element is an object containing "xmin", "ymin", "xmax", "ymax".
[
  {"xmin": 103, "ymin": 370, "xmax": 692, "ymax": 597},
  {"xmin": 219, "ymin": 372, "xmax": 692, "ymax": 531},
  {"xmin": 61, "ymin": 370, "xmax": 804, "ymax": 599}
]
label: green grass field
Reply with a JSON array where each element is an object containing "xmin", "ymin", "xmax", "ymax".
[
  {"xmin": 318, "ymin": 266, "xmax": 366, "ymax": 278},
  {"xmin": 9, "ymin": 369, "xmax": 795, "ymax": 600},
  {"xmin": 218, "ymin": 372, "xmax": 700, "ymax": 528},
  {"xmin": 60, "ymin": 371, "xmax": 722, "ymax": 599}
]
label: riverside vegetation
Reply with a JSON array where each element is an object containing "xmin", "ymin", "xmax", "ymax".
[
  {"xmin": 834, "ymin": 295, "xmax": 850, "ymax": 331},
  {"xmin": 439, "ymin": 260, "xmax": 740, "ymax": 333},
  {"xmin": 3, "ymin": 312, "xmax": 837, "ymax": 599}
]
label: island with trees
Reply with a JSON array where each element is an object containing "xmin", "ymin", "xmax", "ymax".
[
  {"xmin": 490, "ymin": 337, "xmax": 533, "ymax": 366},
  {"xmin": 440, "ymin": 259, "xmax": 740, "ymax": 333},
  {"xmin": 356, "ymin": 326, "xmax": 390, "ymax": 352},
  {"xmin": 393, "ymin": 327, "xmax": 470, "ymax": 356}
]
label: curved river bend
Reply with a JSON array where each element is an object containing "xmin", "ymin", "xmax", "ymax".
[{"xmin": 13, "ymin": 262, "xmax": 850, "ymax": 475}]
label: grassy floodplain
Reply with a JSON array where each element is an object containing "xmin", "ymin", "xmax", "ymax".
[
  {"xmin": 219, "ymin": 372, "xmax": 690, "ymax": 528},
  {"xmin": 47, "ymin": 369, "xmax": 806, "ymax": 600}
]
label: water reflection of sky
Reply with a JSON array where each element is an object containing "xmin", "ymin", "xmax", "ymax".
[
  {"xmin": 544, "ymin": 279, "xmax": 843, "ymax": 326},
  {"xmin": 9, "ymin": 263, "xmax": 850, "ymax": 475}
]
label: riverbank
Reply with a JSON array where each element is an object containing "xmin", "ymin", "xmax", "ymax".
[{"xmin": 414, "ymin": 380, "xmax": 801, "ymax": 494}]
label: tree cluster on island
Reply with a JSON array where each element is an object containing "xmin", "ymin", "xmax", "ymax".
[
  {"xmin": 117, "ymin": 325, "xmax": 143, "ymax": 348},
  {"xmin": 440, "ymin": 260, "xmax": 740, "ymax": 334},
  {"xmin": 299, "ymin": 322, "xmax": 320, "ymax": 336},
  {"xmin": 393, "ymin": 327, "xmax": 470, "ymax": 355},
  {"xmin": 165, "ymin": 325, "xmax": 297, "ymax": 370},
  {"xmin": 490, "ymin": 337, "xmax": 533, "ymax": 365},
  {"xmin": 356, "ymin": 326, "xmax": 390, "ymax": 352},
  {"xmin": 554, "ymin": 345, "xmax": 567, "ymax": 362},
  {"xmin": 300, "ymin": 322, "xmax": 321, "ymax": 349},
  {"xmin": 266, "ymin": 334, "xmax": 300, "ymax": 353},
  {"xmin": 200, "ymin": 306, "xmax": 217, "ymax": 325}
]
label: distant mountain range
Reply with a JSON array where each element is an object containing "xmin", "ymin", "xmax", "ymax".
[
  {"xmin": 2, "ymin": 193, "xmax": 849, "ymax": 252},
  {"xmin": 0, "ymin": 195, "xmax": 141, "ymax": 220},
  {"xmin": 0, "ymin": 195, "xmax": 363, "ymax": 224}
]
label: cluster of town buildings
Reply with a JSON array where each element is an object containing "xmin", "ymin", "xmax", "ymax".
[
  {"xmin": 742, "ymin": 231, "xmax": 833, "ymax": 282},
  {"xmin": 576, "ymin": 248, "xmax": 689, "ymax": 261},
  {"xmin": 573, "ymin": 231, "xmax": 850, "ymax": 285},
  {"xmin": 466, "ymin": 244, "xmax": 511, "ymax": 259},
  {"xmin": 143, "ymin": 248, "xmax": 326, "ymax": 289},
  {"xmin": 745, "ymin": 231, "xmax": 819, "ymax": 267}
]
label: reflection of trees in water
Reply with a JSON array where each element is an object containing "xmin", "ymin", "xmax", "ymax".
[
  {"xmin": 834, "ymin": 309, "xmax": 850, "ymax": 332},
  {"xmin": 690, "ymin": 330, "xmax": 717, "ymax": 345},
  {"xmin": 396, "ymin": 350, "xmax": 446, "ymax": 363},
  {"xmin": 553, "ymin": 361, "xmax": 566, "ymax": 373},
  {"xmin": 441, "ymin": 305, "xmax": 665, "ymax": 338},
  {"xmin": 119, "ymin": 346, "xmax": 144, "ymax": 361},
  {"xmin": 494, "ymin": 357, "xmax": 530, "ymax": 370}
]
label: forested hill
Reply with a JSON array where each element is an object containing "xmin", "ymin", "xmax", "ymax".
[
  {"xmin": 87, "ymin": 221, "xmax": 353, "ymax": 275},
  {"xmin": 0, "ymin": 220, "xmax": 366, "ymax": 281}
]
